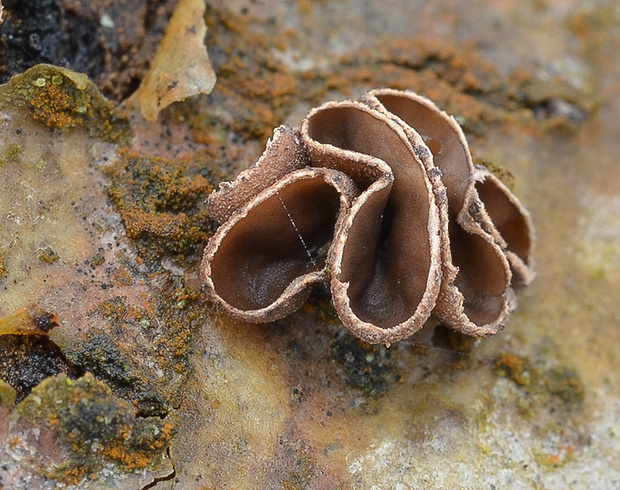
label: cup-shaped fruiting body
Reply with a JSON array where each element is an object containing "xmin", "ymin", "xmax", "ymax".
[
  {"xmin": 203, "ymin": 162, "xmax": 359, "ymax": 323},
  {"xmin": 202, "ymin": 89, "xmax": 535, "ymax": 345},
  {"xmin": 364, "ymin": 89, "xmax": 515, "ymax": 336},
  {"xmin": 473, "ymin": 165, "xmax": 535, "ymax": 290},
  {"xmin": 300, "ymin": 100, "xmax": 443, "ymax": 344}
]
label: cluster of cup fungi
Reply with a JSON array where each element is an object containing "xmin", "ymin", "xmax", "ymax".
[{"xmin": 202, "ymin": 89, "xmax": 534, "ymax": 346}]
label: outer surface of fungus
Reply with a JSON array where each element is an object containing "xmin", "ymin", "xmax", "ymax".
[{"xmin": 202, "ymin": 89, "xmax": 534, "ymax": 344}]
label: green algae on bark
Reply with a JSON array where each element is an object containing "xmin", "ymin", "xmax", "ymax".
[{"xmin": 0, "ymin": 64, "xmax": 131, "ymax": 144}]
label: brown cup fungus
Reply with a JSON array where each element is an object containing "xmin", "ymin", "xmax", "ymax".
[{"xmin": 202, "ymin": 89, "xmax": 534, "ymax": 345}]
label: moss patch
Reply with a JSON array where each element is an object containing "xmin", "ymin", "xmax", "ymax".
[
  {"xmin": 16, "ymin": 373, "xmax": 174, "ymax": 485},
  {"xmin": 62, "ymin": 278, "xmax": 205, "ymax": 417}
]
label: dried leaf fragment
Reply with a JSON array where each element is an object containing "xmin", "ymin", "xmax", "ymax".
[
  {"xmin": 0, "ymin": 305, "xmax": 58, "ymax": 336},
  {"xmin": 202, "ymin": 89, "xmax": 535, "ymax": 344},
  {"xmin": 136, "ymin": 0, "xmax": 216, "ymax": 121}
]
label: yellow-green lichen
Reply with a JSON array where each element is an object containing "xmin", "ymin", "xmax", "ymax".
[{"xmin": 0, "ymin": 64, "xmax": 131, "ymax": 144}]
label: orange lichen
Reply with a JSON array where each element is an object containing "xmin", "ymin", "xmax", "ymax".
[
  {"xmin": 105, "ymin": 149, "xmax": 214, "ymax": 263},
  {"xmin": 98, "ymin": 298, "xmax": 148, "ymax": 326},
  {"xmin": 495, "ymin": 353, "xmax": 531, "ymax": 386},
  {"xmin": 111, "ymin": 265, "xmax": 133, "ymax": 286},
  {"xmin": 331, "ymin": 37, "xmax": 591, "ymax": 136},
  {"xmin": 29, "ymin": 83, "xmax": 78, "ymax": 129},
  {"xmin": 104, "ymin": 444, "xmax": 150, "ymax": 468},
  {"xmin": 107, "ymin": 152, "xmax": 212, "ymax": 259},
  {"xmin": 184, "ymin": 5, "xmax": 302, "ymax": 144},
  {"xmin": 175, "ymin": 3, "xmax": 593, "ymax": 202},
  {"xmin": 103, "ymin": 420, "xmax": 174, "ymax": 469},
  {"xmin": 0, "ymin": 64, "xmax": 131, "ymax": 143}
]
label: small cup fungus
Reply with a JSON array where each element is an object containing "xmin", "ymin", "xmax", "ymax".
[{"xmin": 202, "ymin": 89, "xmax": 534, "ymax": 345}]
